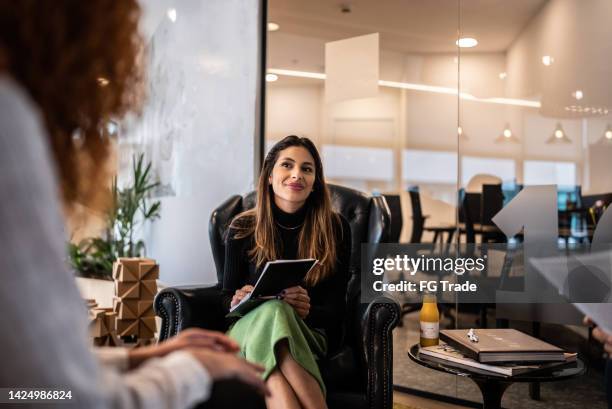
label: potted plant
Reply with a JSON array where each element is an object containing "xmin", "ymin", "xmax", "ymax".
[{"xmin": 69, "ymin": 153, "xmax": 161, "ymax": 279}]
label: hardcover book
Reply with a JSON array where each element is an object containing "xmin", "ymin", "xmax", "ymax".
[{"xmin": 440, "ymin": 329, "xmax": 566, "ymax": 363}]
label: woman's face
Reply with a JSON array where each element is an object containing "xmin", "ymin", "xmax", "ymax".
[{"xmin": 269, "ymin": 146, "xmax": 316, "ymax": 213}]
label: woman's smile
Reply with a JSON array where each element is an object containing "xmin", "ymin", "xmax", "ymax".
[{"xmin": 285, "ymin": 182, "xmax": 304, "ymax": 191}]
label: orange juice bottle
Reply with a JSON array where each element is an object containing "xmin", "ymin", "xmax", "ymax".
[{"xmin": 419, "ymin": 293, "xmax": 440, "ymax": 347}]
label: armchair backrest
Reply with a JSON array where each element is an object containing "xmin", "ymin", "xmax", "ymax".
[{"xmin": 209, "ymin": 184, "xmax": 391, "ymax": 303}]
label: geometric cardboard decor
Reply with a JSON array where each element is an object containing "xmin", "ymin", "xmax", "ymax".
[
  {"xmin": 87, "ymin": 301, "xmax": 120, "ymax": 347},
  {"xmin": 113, "ymin": 258, "xmax": 158, "ymax": 341}
]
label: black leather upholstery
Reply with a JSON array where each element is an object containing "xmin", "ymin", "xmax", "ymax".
[{"xmin": 154, "ymin": 184, "xmax": 399, "ymax": 409}]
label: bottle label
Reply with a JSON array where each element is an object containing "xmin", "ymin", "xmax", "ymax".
[{"xmin": 420, "ymin": 321, "xmax": 439, "ymax": 339}]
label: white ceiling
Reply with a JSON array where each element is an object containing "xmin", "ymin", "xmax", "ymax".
[{"xmin": 268, "ymin": 0, "xmax": 548, "ymax": 54}]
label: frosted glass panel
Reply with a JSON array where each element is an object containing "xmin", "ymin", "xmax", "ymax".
[
  {"xmin": 121, "ymin": 0, "xmax": 259, "ymax": 286},
  {"xmin": 325, "ymin": 33, "xmax": 379, "ymax": 103},
  {"xmin": 402, "ymin": 150, "xmax": 457, "ymax": 184},
  {"xmin": 461, "ymin": 156, "xmax": 516, "ymax": 186},
  {"xmin": 524, "ymin": 160, "xmax": 576, "ymax": 186},
  {"xmin": 323, "ymin": 145, "xmax": 393, "ymax": 181}
]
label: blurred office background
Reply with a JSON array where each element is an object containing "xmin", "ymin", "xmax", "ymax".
[{"xmin": 264, "ymin": 0, "xmax": 612, "ymax": 406}]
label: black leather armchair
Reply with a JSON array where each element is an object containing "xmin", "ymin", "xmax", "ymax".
[{"xmin": 154, "ymin": 184, "xmax": 400, "ymax": 409}]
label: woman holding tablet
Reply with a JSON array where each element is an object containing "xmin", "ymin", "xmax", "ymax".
[{"xmin": 222, "ymin": 135, "xmax": 352, "ymax": 409}]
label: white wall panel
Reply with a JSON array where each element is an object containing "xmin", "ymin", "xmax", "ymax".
[{"xmin": 121, "ymin": 0, "xmax": 260, "ymax": 286}]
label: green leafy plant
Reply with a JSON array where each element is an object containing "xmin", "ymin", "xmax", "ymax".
[{"xmin": 69, "ymin": 153, "xmax": 161, "ymax": 279}]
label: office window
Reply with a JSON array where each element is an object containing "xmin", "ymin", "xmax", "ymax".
[
  {"xmin": 402, "ymin": 150, "xmax": 457, "ymax": 184},
  {"xmin": 322, "ymin": 144, "xmax": 394, "ymax": 181},
  {"xmin": 523, "ymin": 160, "xmax": 576, "ymax": 186},
  {"xmin": 461, "ymin": 156, "xmax": 516, "ymax": 186}
]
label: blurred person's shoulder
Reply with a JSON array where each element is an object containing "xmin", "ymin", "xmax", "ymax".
[
  {"xmin": 0, "ymin": 75, "xmax": 49, "ymax": 156},
  {"xmin": 0, "ymin": 75, "xmax": 45, "ymax": 130}
]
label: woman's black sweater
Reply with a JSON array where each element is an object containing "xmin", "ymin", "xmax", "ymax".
[{"xmin": 222, "ymin": 203, "xmax": 352, "ymax": 352}]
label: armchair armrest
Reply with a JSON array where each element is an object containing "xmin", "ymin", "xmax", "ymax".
[
  {"xmin": 357, "ymin": 296, "xmax": 400, "ymax": 409},
  {"xmin": 154, "ymin": 284, "xmax": 227, "ymax": 341}
]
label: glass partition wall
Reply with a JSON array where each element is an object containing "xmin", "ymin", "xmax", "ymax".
[
  {"xmin": 265, "ymin": 0, "xmax": 611, "ymax": 406},
  {"xmin": 449, "ymin": 1, "xmax": 610, "ymax": 407}
]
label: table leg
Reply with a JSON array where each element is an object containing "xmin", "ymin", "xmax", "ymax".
[
  {"xmin": 529, "ymin": 382, "xmax": 541, "ymax": 400},
  {"xmin": 530, "ymin": 322, "xmax": 541, "ymax": 400},
  {"xmin": 472, "ymin": 379, "xmax": 511, "ymax": 409}
]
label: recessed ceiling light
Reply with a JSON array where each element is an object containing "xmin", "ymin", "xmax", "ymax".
[
  {"xmin": 167, "ymin": 8, "xmax": 177, "ymax": 23},
  {"xmin": 499, "ymin": 72, "xmax": 507, "ymax": 79},
  {"xmin": 456, "ymin": 37, "xmax": 478, "ymax": 48},
  {"xmin": 573, "ymin": 90, "xmax": 584, "ymax": 100},
  {"xmin": 542, "ymin": 55, "xmax": 554, "ymax": 66},
  {"xmin": 266, "ymin": 73, "xmax": 278, "ymax": 82},
  {"xmin": 97, "ymin": 77, "xmax": 109, "ymax": 87},
  {"xmin": 267, "ymin": 22, "xmax": 279, "ymax": 31}
]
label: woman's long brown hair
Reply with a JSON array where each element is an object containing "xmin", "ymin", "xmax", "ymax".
[
  {"xmin": 0, "ymin": 1, "xmax": 143, "ymax": 209},
  {"xmin": 231, "ymin": 135, "xmax": 340, "ymax": 286}
]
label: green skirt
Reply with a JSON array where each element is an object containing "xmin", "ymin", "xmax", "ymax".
[{"xmin": 227, "ymin": 300, "xmax": 327, "ymax": 395}]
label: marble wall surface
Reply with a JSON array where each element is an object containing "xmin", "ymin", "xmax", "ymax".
[{"xmin": 121, "ymin": 0, "xmax": 260, "ymax": 285}]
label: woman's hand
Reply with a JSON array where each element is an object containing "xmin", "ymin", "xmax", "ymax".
[
  {"xmin": 281, "ymin": 286, "xmax": 310, "ymax": 319},
  {"xmin": 128, "ymin": 328, "xmax": 240, "ymax": 368},
  {"xmin": 187, "ymin": 348, "xmax": 270, "ymax": 396},
  {"xmin": 231, "ymin": 284, "xmax": 254, "ymax": 307},
  {"xmin": 585, "ymin": 316, "xmax": 612, "ymax": 354}
]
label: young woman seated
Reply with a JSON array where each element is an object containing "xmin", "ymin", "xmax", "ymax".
[{"xmin": 222, "ymin": 135, "xmax": 352, "ymax": 409}]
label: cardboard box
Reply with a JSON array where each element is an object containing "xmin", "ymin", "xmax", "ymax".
[
  {"xmin": 113, "ymin": 260, "xmax": 139, "ymax": 282},
  {"xmin": 115, "ymin": 281, "xmax": 140, "ymax": 299},
  {"xmin": 140, "ymin": 280, "xmax": 157, "ymax": 299},
  {"xmin": 138, "ymin": 300, "xmax": 154, "ymax": 317},
  {"xmin": 113, "ymin": 298, "xmax": 138, "ymax": 319},
  {"xmin": 116, "ymin": 318, "xmax": 139, "ymax": 336},
  {"xmin": 139, "ymin": 262, "xmax": 159, "ymax": 280},
  {"xmin": 139, "ymin": 316, "xmax": 157, "ymax": 339}
]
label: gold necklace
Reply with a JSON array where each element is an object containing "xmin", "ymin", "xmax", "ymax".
[{"xmin": 276, "ymin": 221, "xmax": 303, "ymax": 230}]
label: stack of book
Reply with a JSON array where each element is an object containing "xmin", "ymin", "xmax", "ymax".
[{"xmin": 418, "ymin": 329, "xmax": 577, "ymax": 377}]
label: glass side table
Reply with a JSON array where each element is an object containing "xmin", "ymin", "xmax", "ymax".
[{"xmin": 407, "ymin": 344, "xmax": 586, "ymax": 409}]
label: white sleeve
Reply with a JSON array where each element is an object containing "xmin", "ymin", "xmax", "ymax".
[
  {"xmin": 94, "ymin": 348, "xmax": 213, "ymax": 407},
  {"xmin": 117, "ymin": 351, "xmax": 212, "ymax": 407},
  {"xmin": 95, "ymin": 348, "xmax": 130, "ymax": 372}
]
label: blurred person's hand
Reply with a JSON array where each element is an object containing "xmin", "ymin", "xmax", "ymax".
[
  {"xmin": 584, "ymin": 316, "xmax": 612, "ymax": 354},
  {"xmin": 188, "ymin": 348, "xmax": 270, "ymax": 396},
  {"xmin": 281, "ymin": 286, "xmax": 310, "ymax": 319},
  {"xmin": 231, "ymin": 285, "xmax": 254, "ymax": 307},
  {"xmin": 128, "ymin": 328, "xmax": 239, "ymax": 368}
]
